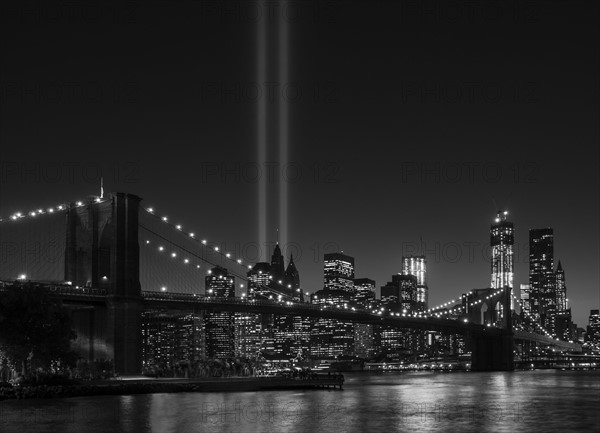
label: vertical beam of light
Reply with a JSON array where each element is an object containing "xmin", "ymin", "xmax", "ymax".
[
  {"xmin": 257, "ymin": 0, "xmax": 267, "ymax": 262},
  {"xmin": 278, "ymin": 0, "xmax": 289, "ymax": 255}
]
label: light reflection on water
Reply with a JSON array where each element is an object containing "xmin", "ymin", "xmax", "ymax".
[{"xmin": 1, "ymin": 370, "xmax": 598, "ymax": 433}]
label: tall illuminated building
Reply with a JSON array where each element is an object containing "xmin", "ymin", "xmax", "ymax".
[
  {"xmin": 244, "ymin": 254, "xmax": 307, "ymax": 361},
  {"xmin": 402, "ymin": 255, "xmax": 428, "ymax": 310},
  {"xmin": 380, "ymin": 274, "xmax": 418, "ymax": 312},
  {"xmin": 324, "ymin": 252, "xmax": 355, "ymax": 293},
  {"xmin": 353, "ymin": 278, "xmax": 377, "ymax": 359},
  {"xmin": 380, "ymin": 274, "xmax": 418, "ymax": 358},
  {"xmin": 310, "ymin": 289, "xmax": 353, "ymax": 359},
  {"xmin": 555, "ymin": 261, "xmax": 567, "ymax": 313},
  {"xmin": 586, "ymin": 310, "xmax": 600, "ymax": 347},
  {"xmin": 283, "ymin": 254, "xmax": 302, "ymax": 301},
  {"xmin": 554, "ymin": 261, "xmax": 573, "ymax": 341},
  {"xmin": 353, "ymin": 278, "xmax": 376, "ymax": 309},
  {"xmin": 205, "ymin": 266, "xmax": 236, "ymax": 358},
  {"xmin": 270, "ymin": 243, "xmax": 285, "ymax": 282},
  {"xmin": 311, "ymin": 252, "xmax": 356, "ymax": 359},
  {"xmin": 247, "ymin": 262, "xmax": 273, "ymax": 299},
  {"xmin": 243, "ymin": 262, "xmax": 275, "ymax": 358},
  {"xmin": 491, "ymin": 211, "xmax": 514, "ymax": 291},
  {"xmin": 529, "ymin": 228, "xmax": 556, "ymax": 332},
  {"xmin": 520, "ymin": 284, "xmax": 531, "ymax": 316}
]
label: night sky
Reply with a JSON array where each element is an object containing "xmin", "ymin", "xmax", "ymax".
[{"xmin": 0, "ymin": 1, "xmax": 598, "ymax": 327}]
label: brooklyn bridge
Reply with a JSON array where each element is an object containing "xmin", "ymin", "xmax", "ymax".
[{"xmin": 0, "ymin": 192, "xmax": 581, "ymax": 375}]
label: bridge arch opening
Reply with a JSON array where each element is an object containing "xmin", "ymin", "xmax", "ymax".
[
  {"xmin": 480, "ymin": 303, "xmax": 488, "ymax": 325},
  {"xmin": 494, "ymin": 301, "xmax": 504, "ymax": 327}
]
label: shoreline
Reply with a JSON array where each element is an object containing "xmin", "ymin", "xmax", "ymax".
[
  {"xmin": 2, "ymin": 367, "xmax": 596, "ymax": 401},
  {"xmin": 0, "ymin": 376, "xmax": 344, "ymax": 401}
]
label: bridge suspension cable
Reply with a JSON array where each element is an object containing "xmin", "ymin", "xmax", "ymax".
[
  {"xmin": 0, "ymin": 197, "xmax": 109, "ymax": 223},
  {"xmin": 140, "ymin": 204, "xmax": 298, "ymax": 296},
  {"xmin": 510, "ymin": 293, "xmax": 558, "ymax": 340}
]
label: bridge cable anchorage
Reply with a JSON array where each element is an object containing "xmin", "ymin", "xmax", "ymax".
[
  {"xmin": 0, "ymin": 197, "xmax": 107, "ymax": 223},
  {"xmin": 140, "ymin": 205, "xmax": 299, "ymax": 296}
]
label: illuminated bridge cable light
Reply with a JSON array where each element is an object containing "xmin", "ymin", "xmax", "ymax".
[
  {"xmin": 1, "ymin": 197, "xmax": 110, "ymax": 225},
  {"xmin": 139, "ymin": 206, "xmax": 314, "ymax": 296},
  {"xmin": 141, "ymin": 217, "xmax": 311, "ymax": 297}
]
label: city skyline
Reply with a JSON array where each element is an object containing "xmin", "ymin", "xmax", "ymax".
[{"xmin": 4, "ymin": 191, "xmax": 587, "ymax": 332}]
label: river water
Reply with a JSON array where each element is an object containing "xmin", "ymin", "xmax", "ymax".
[{"xmin": 1, "ymin": 370, "xmax": 598, "ymax": 432}]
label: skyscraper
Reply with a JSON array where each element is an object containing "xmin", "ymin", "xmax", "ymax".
[
  {"xmin": 586, "ymin": 309, "xmax": 600, "ymax": 347},
  {"xmin": 380, "ymin": 274, "xmax": 418, "ymax": 358},
  {"xmin": 353, "ymin": 278, "xmax": 376, "ymax": 309},
  {"xmin": 270, "ymin": 243, "xmax": 285, "ymax": 282},
  {"xmin": 554, "ymin": 261, "xmax": 573, "ymax": 341},
  {"xmin": 520, "ymin": 284, "xmax": 531, "ymax": 316},
  {"xmin": 242, "ymin": 262, "xmax": 274, "ymax": 359},
  {"xmin": 283, "ymin": 254, "xmax": 302, "ymax": 301},
  {"xmin": 529, "ymin": 228, "xmax": 555, "ymax": 333},
  {"xmin": 380, "ymin": 274, "xmax": 418, "ymax": 314},
  {"xmin": 555, "ymin": 261, "xmax": 567, "ymax": 313},
  {"xmin": 310, "ymin": 252, "xmax": 356, "ymax": 359},
  {"xmin": 205, "ymin": 266, "xmax": 235, "ymax": 358},
  {"xmin": 353, "ymin": 278, "xmax": 377, "ymax": 359},
  {"xmin": 310, "ymin": 289, "xmax": 354, "ymax": 359},
  {"xmin": 324, "ymin": 252, "xmax": 355, "ymax": 292},
  {"xmin": 244, "ymin": 254, "xmax": 307, "ymax": 361},
  {"xmin": 247, "ymin": 262, "xmax": 274, "ymax": 300},
  {"xmin": 402, "ymin": 255, "xmax": 428, "ymax": 310},
  {"xmin": 491, "ymin": 211, "xmax": 514, "ymax": 291}
]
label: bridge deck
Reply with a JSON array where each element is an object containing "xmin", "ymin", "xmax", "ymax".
[{"xmin": 0, "ymin": 282, "xmax": 581, "ymax": 351}]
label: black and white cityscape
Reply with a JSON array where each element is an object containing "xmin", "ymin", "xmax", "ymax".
[{"xmin": 0, "ymin": 1, "xmax": 599, "ymax": 432}]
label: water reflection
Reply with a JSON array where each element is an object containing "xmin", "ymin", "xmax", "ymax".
[{"xmin": 0, "ymin": 370, "xmax": 598, "ymax": 433}]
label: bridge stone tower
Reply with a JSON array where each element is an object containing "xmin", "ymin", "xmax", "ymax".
[
  {"xmin": 468, "ymin": 286, "xmax": 514, "ymax": 371},
  {"xmin": 65, "ymin": 192, "xmax": 142, "ymax": 375}
]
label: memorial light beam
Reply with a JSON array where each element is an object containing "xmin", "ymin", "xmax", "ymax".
[
  {"xmin": 278, "ymin": 0, "xmax": 289, "ymax": 255},
  {"xmin": 257, "ymin": 0, "xmax": 268, "ymax": 261}
]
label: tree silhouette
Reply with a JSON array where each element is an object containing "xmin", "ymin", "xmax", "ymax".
[{"xmin": 0, "ymin": 283, "xmax": 76, "ymax": 376}]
